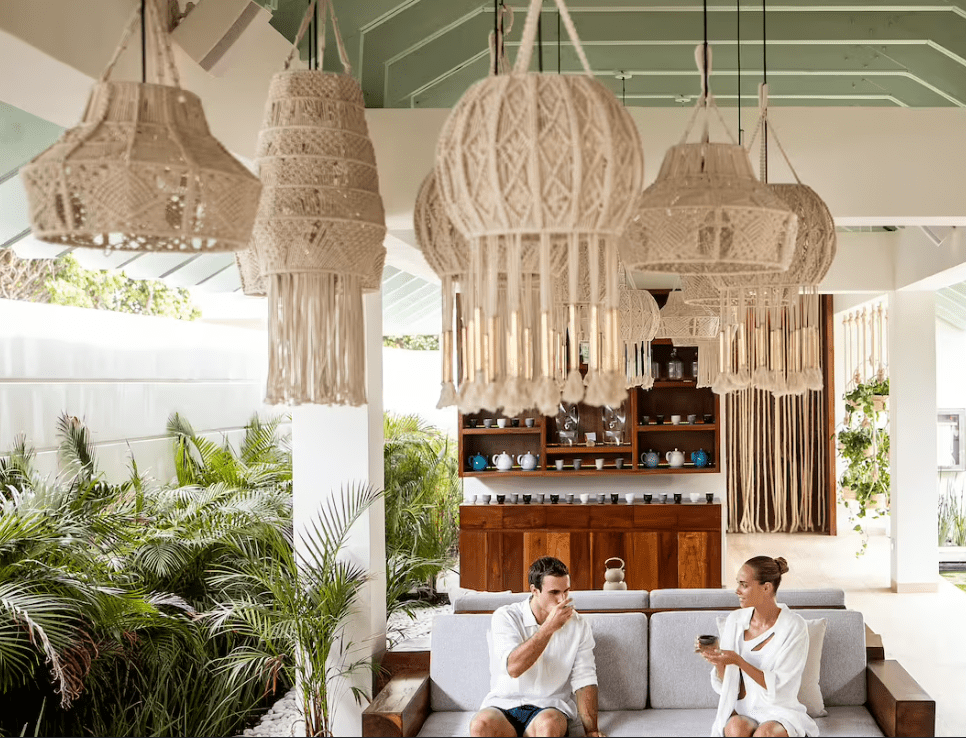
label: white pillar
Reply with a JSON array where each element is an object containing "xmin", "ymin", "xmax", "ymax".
[
  {"xmin": 888, "ymin": 290, "xmax": 939, "ymax": 592},
  {"xmin": 292, "ymin": 291, "xmax": 386, "ymax": 735}
]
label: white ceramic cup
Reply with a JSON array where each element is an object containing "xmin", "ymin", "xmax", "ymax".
[
  {"xmin": 497, "ymin": 418, "xmax": 507, "ymax": 428},
  {"xmin": 469, "ymin": 494, "xmax": 478, "ymax": 504},
  {"xmin": 573, "ymin": 459, "xmax": 583, "ymax": 470},
  {"xmin": 615, "ymin": 458, "xmax": 625, "ymax": 469},
  {"xmin": 555, "ymin": 459, "xmax": 564, "ymax": 471},
  {"xmin": 483, "ymin": 418, "xmax": 493, "ymax": 428},
  {"xmin": 511, "ymin": 492, "xmax": 519, "ymax": 503},
  {"xmin": 687, "ymin": 414, "xmax": 697, "ymax": 424},
  {"xmin": 482, "ymin": 494, "xmax": 491, "ymax": 504},
  {"xmin": 671, "ymin": 414, "xmax": 682, "ymax": 425},
  {"xmin": 624, "ymin": 493, "xmax": 635, "ymax": 504},
  {"xmin": 537, "ymin": 493, "xmax": 546, "ymax": 503},
  {"xmin": 690, "ymin": 492, "xmax": 701, "ymax": 503},
  {"xmin": 525, "ymin": 418, "xmax": 535, "ymax": 427},
  {"xmin": 595, "ymin": 458, "xmax": 605, "ymax": 470},
  {"xmin": 579, "ymin": 493, "xmax": 591, "ymax": 504},
  {"xmin": 566, "ymin": 493, "xmax": 575, "ymax": 504}
]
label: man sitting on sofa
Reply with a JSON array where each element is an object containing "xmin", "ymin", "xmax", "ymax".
[{"xmin": 469, "ymin": 556, "xmax": 603, "ymax": 737}]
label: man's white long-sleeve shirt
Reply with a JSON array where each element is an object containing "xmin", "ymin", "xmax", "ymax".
[{"xmin": 480, "ymin": 598, "xmax": 597, "ymax": 720}]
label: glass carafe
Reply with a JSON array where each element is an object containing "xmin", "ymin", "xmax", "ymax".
[{"xmin": 667, "ymin": 348, "xmax": 684, "ymax": 380}]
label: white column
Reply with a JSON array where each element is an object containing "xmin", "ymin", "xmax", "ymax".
[
  {"xmin": 292, "ymin": 291, "xmax": 386, "ymax": 735},
  {"xmin": 888, "ymin": 290, "xmax": 939, "ymax": 592}
]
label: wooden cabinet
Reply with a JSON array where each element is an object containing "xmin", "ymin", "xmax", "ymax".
[{"xmin": 459, "ymin": 502, "xmax": 722, "ymax": 591}]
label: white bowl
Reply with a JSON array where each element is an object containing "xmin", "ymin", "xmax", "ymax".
[
  {"xmin": 689, "ymin": 492, "xmax": 701, "ymax": 503},
  {"xmin": 579, "ymin": 493, "xmax": 591, "ymax": 504}
]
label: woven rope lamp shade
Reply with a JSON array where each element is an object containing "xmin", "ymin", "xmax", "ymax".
[
  {"xmin": 656, "ymin": 290, "xmax": 720, "ymax": 344},
  {"xmin": 252, "ymin": 0, "xmax": 386, "ymax": 406},
  {"xmin": 619, "ymin": 280, "xmax": 660, "ymax": 390},
  {"xmin": 620, "ymin": 46, "xmax": 797, "ymax": 275},
  {"xmin": 21, "ymin": 0, "xmax": 260, "ymax": 253},
  {"xmin": 435, "ymin": 0, "xmax": 644, "ymax": 415},
  {"xmin": 236, "ymin": 249, "xmax": 267, "ymax": 297}
]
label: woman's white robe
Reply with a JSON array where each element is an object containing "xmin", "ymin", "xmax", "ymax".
[{"xmin": 709, "ymin": 604, "xmax": 819, "ymax": 737}]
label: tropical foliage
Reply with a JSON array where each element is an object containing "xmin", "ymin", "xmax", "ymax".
[
  {"xmin": 0, "ymin": 413, "xmax": 300, "ymax": 737},
  {"xmin": 939, "ymin": 472, "xmax": 966, "ymax": 547},
  {"xmin": 383, "ymin": 413, "xmax": 461, "ymax": 622},
  {"xmin": 382, "ymin": 334, "xmax": 439, "ymax": 351},
  {"xmin": 837, "ymin": 377, "xmax": 890, "ymax": 555}
]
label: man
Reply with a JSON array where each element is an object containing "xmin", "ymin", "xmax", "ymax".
[{"xmin": 469, "ymin": 556, "xmax": 604, "ymax": 738}]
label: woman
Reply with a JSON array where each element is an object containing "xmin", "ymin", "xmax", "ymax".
[{"xmin": 701, "ymin": 556, "xmax": 818, "ymax": 737}]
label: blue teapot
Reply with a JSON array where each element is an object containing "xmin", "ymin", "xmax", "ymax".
[
  {"xmin": 641, "ymin": 449, "xmax": 660, "ymax": 469},
  {"xmin": 691, "ymin": 449, "xmax": 709, "ymax": 468},
  {"xmin": 467, "ymin": 453, "xmax": 488, "ymax": 471}
]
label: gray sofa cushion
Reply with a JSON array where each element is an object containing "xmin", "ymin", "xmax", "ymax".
[
  {"xmin": 452, "ymin": 589, "xmax": 649, "ymax": 613},
  {"xmin": 429, "ymin": 612, "xmax": 648, "ymax": 712},
  {"xmin": 648, "ymin": 609, "xmax": 867, "ymax": 709},
  {"xmin": 650, "ymin": 587, "xmax": 845, "ymax": 609}
]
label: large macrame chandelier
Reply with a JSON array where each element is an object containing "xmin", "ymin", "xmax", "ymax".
[
  {"xmin": 434, "ymin": 0, "xmax": 644, "ymax": 416},
  {"xmin": 21, "ymin": 0, "xmax": 260, "ymax": 252},
  {"xmin": 251, "ymin": 0, "xmax": 386, "ymax": 406},
  {"xmin": 620, "ymin": 28, "xmax": 797, "ymax": 275},
  {"xmin": 619, "ymin": 277, "xmax": 661, "ymax": 390},
  {"xmin": 700, "ymin": 83, "xmax": 835, "ymax": 397}
]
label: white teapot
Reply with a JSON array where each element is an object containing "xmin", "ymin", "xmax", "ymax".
[
  {"xmin": 665, "ymin": 448, "xmax": 685, "ymax": 468},
  {"xmin": 517, "ymin": 451, "xmax": 539, "ymax": 471},
  {"xmin": 492, "ymin": 451, "xmax": 514, "ymax": 472}
]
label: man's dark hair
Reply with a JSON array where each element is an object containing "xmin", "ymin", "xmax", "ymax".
[{"xmin": 528, "ymin": 556, "xmax": 569, "ymax": 591}]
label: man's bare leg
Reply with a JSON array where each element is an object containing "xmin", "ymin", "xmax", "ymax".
[{"xmin": 470, "ymin": 707, "xmax": 517, "ymax": 737}]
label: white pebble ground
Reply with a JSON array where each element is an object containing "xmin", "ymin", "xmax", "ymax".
[{"xmin": 238, "ymin": 604, "xmax": 449, "ymax": 737}]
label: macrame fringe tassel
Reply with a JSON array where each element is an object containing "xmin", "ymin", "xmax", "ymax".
[
  {"xmin": 436, "ymin": 381, "xmax": 458, "ymax": 409},
  {"xmin": 266, "ymin": 272, "xmax": 366, "ymax": 406},
  {"xmin": 458, "ymin": 373, "xmax": 485, "ymax": 414},
  {"xmin": 500, "ymin": 376, "xmax": 529, "ymax": 417},
  {"xmin": 534, "ymin": 376, "xmax": 560, "ymax": 417},
  {"xmin": 561, "ymin": 369, "xmax": 585, "ymax": 404},
  {"xmin": 480, "ymin": 380, "xmax": 502, "ymax": 413}
]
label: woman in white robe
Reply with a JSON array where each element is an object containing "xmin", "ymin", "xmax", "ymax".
[{"xmin": 702, "ymin": 556, "xmax": 818, "ymax": 737}]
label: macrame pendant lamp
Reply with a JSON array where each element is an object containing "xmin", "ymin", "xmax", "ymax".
[
  {"xmin": 619, "ymin": 278, "xmax": 661, "ymax": 390},
  {"xmin": 709, "ymin": 84, "xmax": 835, "ymax": 397},
  {"xmin": 621, "ymin": 44, "xmax": 797, "ymax": 275},
  {"xmin": 435, "ymin": 0, "xmax": 644, "ymax": 416},
  {"xmin": 21, "ymin": 0, "xmax": 260, "ymax": 252},
  {"xmin": 252, "ymin": 0, "xmax": 386, "ymax": 406}
]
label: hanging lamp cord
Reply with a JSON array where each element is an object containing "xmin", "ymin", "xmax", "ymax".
[
  {"xmin": 761, "ymin": 0, "xmax": 768, "ymax": 182},
  {"xmin": 736, "ymin": 0, "xmax": 741, "ymax": 143},
  {"xmin": 702, "ymin": 0, "xmax": 709, "ymax": 102},
  {"xmin": 557, "ymin": 11, "xmax": 561, "ymax": 73},
  {"xmin": 494, "ymin": 0, "xmax": 500, "ymax": 75},
  {"xmin": 140, "ymin": 0, "xmax": 146, "ymax": 83},
  {"xmin": 537, "ymin": 5, "xmax": 543, "ymax": 72}
]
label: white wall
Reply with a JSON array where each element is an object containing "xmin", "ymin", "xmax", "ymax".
[
  {"xmin": 382, "ymin": 347, "xmax": 457, "ymax": 438},
  {"xmin": 937, "ymin": 319, "xmax": 966, "ymax": 410},
  {"xmin": 0, "ymin": 299, "xmax": 277, "ymax": 484}
]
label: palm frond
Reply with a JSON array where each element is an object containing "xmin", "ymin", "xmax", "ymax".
[{"xmin": 56, "ymin": 413, "xmax": 97, "ymax": 482}]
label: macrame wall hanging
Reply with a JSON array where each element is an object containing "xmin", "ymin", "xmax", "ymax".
[
  {"xmin": 842, "ymin": 302, "xmax": 888, "ymax": 388},
  {"xmin": 726, "ymin": 387, "xmax": 828, "ymax": 533},
  {"xmin": 434, "ymin": 0, "xmax": 644, "ymax": 416},
  {"xmin": 252, "ymin": 0, "xmax": 386, "ymax": 406},
  {"xmin": 620, "ymin": 38, "xmax": 797, "ymax": 275},
  {"xmin": 21, "ymin": 0, "xmax": 261, "ymax": 252}
]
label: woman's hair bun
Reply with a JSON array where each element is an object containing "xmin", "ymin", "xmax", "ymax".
[{"xmin": 774, "ymin": 556, "xmax": 789, "ymax": 574}]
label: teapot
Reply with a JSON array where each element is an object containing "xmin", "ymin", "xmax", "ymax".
[
  {"xmin": 517, "ymin": 451, "xmax": 539, "ymax": 471},
  {"xmin": 467, "ymin": 453, "xmax": 487, "ymax": 471},
  {"xmin": 603, "ymin": 557, "xmax": 627, "ymax": 591},
  {"xmin": 641, "ymin": 449, "xmax": 660, "ymax": 468},
  {"xmin": 691, "ymin": 449, "xmax": 708, "ymax": 468},
  {"xmin": 665, "ymin": 449, "xmax": 685, "ymax": 468},
  {"xmin": 492, "ymin": 451, "xmax": 514, "ymax": 472}
]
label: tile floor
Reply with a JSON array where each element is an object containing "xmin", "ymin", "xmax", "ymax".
[{"xmin": 728, "ymin": 519, "xmax": 966, "ymax": 736}]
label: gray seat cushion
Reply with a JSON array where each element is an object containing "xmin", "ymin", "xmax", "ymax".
[
  {"xmin": 429, "ymin": 612, "xmax": 648, "ymax": 712},
  {"xmin": 415, "ymin": 705, "xmax": 884, "ymax": 737},
  {"xmin": 452, "ymin": 589, "xmax": 649, "ymax": 613},
  {"xmin": 650, "ymin": 588, "xmax": 845, "ymax": 609},
  {"xmin": 648, "ymin": 609, "xmax": 867, "ymax": 709}
]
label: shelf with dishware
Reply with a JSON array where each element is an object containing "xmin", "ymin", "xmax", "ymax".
[
  {"xmin": 462, "ymin": 427, "xmax": 543, "ymax": 435},
  {"xmin": 636, "ymin": 423, "xmax": 718, "ymax": 432}
]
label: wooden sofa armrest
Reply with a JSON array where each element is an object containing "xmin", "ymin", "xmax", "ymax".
[
  {"xmin": 362, "ymin": 671, "xmax": 431, "ymax": 738},
  {"xmin": 866, "ymin": 659, "xmax": 935, "ymax": 737},
  {"xmin": 865, "ymin": 624, "xmax": 885, "ymax": 662}
]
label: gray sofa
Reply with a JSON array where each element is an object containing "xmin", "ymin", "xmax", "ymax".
[
  {"xmin": 452, "ymin": 589, "xmax": 650, "ymax": 613},
  {"xmin": 363, "ymin": 610, "xmax": 934, "ymax": 737}
]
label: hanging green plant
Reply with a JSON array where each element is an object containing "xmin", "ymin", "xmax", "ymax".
[{"xmin": 837, "ymin": 377, "xmax": 890, "ymax": 556}]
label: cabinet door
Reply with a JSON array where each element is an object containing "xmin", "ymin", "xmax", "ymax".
[
  {"xmin": 459, "ymin": 531, "xmax": 486, "ymax": 591},
  {"xmin": 677, "ymin": 531, "xmax": 722, "ymax": 588},
  {"xmin": 523, "ymin": 531, "xmax": 592, "ymax": 591}
]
